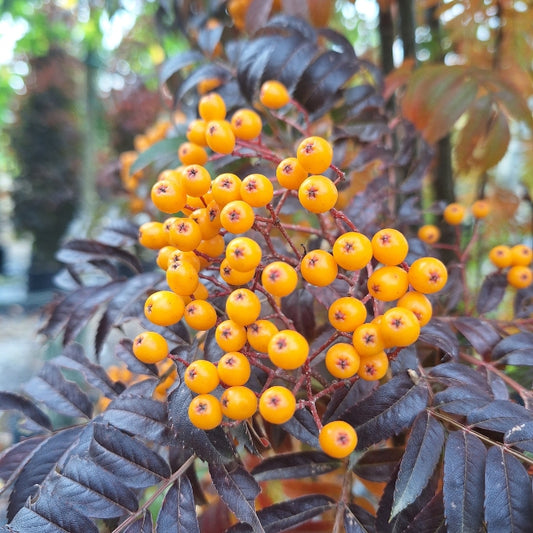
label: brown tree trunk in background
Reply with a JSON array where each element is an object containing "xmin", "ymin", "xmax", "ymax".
[
  {"xmin": 379, "ymin": 4, "xmax": 395, "ymax": 76},
  {"xmin": 398, "ymin": 0, "xmax": 416, "ymax": 61}
]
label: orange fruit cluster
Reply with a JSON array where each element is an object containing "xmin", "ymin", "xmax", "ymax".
[{"xmin": 131, "ymin": 82, "xmax": 449, "ymax": 459}]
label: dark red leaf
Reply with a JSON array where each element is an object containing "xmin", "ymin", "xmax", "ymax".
[
  {"xmin": 155, "ymin": 477, "xmax": 200, "ymax": 533},
  {"xmin": 323, "ymin": 378, "xmax": 378, "ymax": 424},
  {"xmin": 344, "ymin": 502, "xmax": 376, "ymax": 533},
  {"xmin": 123, "ymin": 511, "xmax": 153, "ymax": 533},
  {"xmin": 159, "ymin": 49, "xmax": 204, "ymax": 86},
  {"xmin": 341, "ymin": 373, "xmax": 429, "ymax": 449},
  {"xmin": 484, "ymin": 446, "xmax": 533, "ymax": 531},
  {"xmin": 280, "ymin": 407, "xmax": 320, "ymax": 448},
  {"xmin": 391, "ymin": 412, "xmax": 445, "ymax": 518},
  {"xmin": 466, "ymin": 400, "xmax": 533, "ymax": 434},
  {"xmin": 353, "ymin": 447, "xmax": 404, "ymax": 483},
  {"xmin": 443, "ymin": 431, "xmax": 486, "ymax": 533},
  {"xmin": 433, "ymin": 385, "xmax": 492, "ymax": 416},
  {"xmin": 505, "ymin": 420, "xmax": 533, "ymax": 453},
  {"xmin": 492, "ymin": 332, "xmax": 533, "ymax": 362},
  {"xmin": 251, "ymin": 451, "xmax": 340, "ymax": 482},
  {"xmin": 281, "ymin": 289, "xmax": 316, "ymax": 340},
  {"xmin": 0, "ymin": 392, "xmax": 52, "ymax": 430},
  {"xmin": 418, "ymin": 319, "xmax": 459, "ymax": 360},
  {"xmin": 23, "ymin": 363, "xmax": 93, "ymax": 419},
  {"xmin": 429, "ymin": 362, "xmax": 492, "ymax": 393},
  {"xmin": 209, "ymin": 462, "xmax": 262, "ymax": 532},
  {"xmin": 453, "ymin": 317, "xmax": 501, "ymax": 357},
  {"xmin": 0, "ymin": 435, "xmax": 47, "ymax": 488},
  {"xmin": 476, "ymin": 272, "xmax": 507, "ymax": 314}
]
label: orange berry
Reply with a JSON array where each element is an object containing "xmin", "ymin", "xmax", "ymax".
[
  {"xmin": 333, "ymin": 232, "xmax": 373, "ymax": 271},
  {"xmin": 417, "ymin": 224, "xmax": 441, "ymax": 245},
  {"xmin": 186, "ymin": 118, "xmax": 208, "ymax": 146},
  {"xmin": 138, "ymin": 221, "xmax": 168, "ymax": 250},
  {"xmin": 144, "ymin": 290, "xmax": 185, "ymax": 327},
  {"xmin": 182, "ymin": 164, "xmax": 212, "ymax": 197},
  {"xmin": 261, "ymin": 261, "xmax": 298, "ymax": 297},
  {"xmin": 367, "ymin": 266, "xmax": 409, "ymax": 302},
  {"xmin": 443, "ymin": 203, "xmax": 465, "ymax": 225},
  {"xmin": 212, "ymin": 173, "xmax": 242, "ymax": 206},
  {"xmin": 166, "ymin": 260, "xmax": 199, "ymax": 295},
  {"xmin": 352, "ymin": 323, "xmax": 385, "ymax": 357},
  {"xmin": 240, "ymin": 173, "xmax": 274, "ymax": 208},
  {"xmin": 206, "ymin": 119, "xmax": 236, "ymax": 154},
  {"xmin": 507, "ymin": 265, "xmax": 532, "ymax": 289},
  {"xmin": 178, "ymin": 142, "xmax": 209, "ymax": 166},
  {"xmin": 226, "ymin": 288, "xmax": 261, "ymax": 326},
  {"xmin": 196, "ymin": 234, "xmax": 225, "ymax": 261},
  {"xmin": 198, "ymin": 92, "xmax": 226, "ymax": 121},
  {"xmin": 296, "ymin": 136, "xmax": 333, "ymax": 174},
  {"xmin": 247, "ymin": 319, "xmax": 279, "ymax": 353},
  {"xmin": 215, "ymin": 320, "xmax": 248, "ymax": 352},
  {"xmin": 379, "ymin": 306, "xmax": 420, "ymax": 347},
  {"xmin": 169, "ymin": 218, "xmax": 203, "ymax": 253},
  {"xmin": 319, "ymin": 421, "xmax": 357, "ymax": 458},
  {"xmin": 489, "ymin": 245, "xmax": 512, "ymax": 269},
  {"xmin": 132, "ymin": 331, "xmax": 168, "ymax": 364},
  {"xmin": 151, "ymin": 179, "xmax": 187, "ymax": 214},
  {"xmin": 397, "ymin": 291, "xmax": 433, "ymax": 327},
  {"xmin": 220, "ymin": 386, "xmax": 257, "ymax": 420},
  {"xmin": 259, "ymin": 386, "xmax": 296, "ymax": 424},
  {"xmin": 268, "ymin": 330, "xmax": 309, "ymax": 370},
  {"xmin": 225, "ymin": 237, "xmax": 262, "ymax": 272},
  {"xmin": 188, "ymin": 394, "xmax": 222, "ymax": 430},
  {"xmin": 298, "ymin": 175, "xmax": 338, "ymax": 213},
  {"xmin": 276, "ymin": 157, "xmax": 308, "ymax": 190},
  {"xmin": 167, "ymin": 249, "xmax": 201, "ymax": 272},
  {"xmin": 357, "ymin": 351, "xmax": 389, "ymax": 381},
  {"xmin": 156, "ymin": 245, "xmax": 177, "ymax": 270},
  {"xmin": 217, "ymin": 352, "xmax": 251, "ymax": 386},
  {"xmin": 325, "ymin": 343, "xmax": 360, "ymax": 379},
  {"xmin": 183, "ymin": 299, "xmax": 217, "ymax": 330},
  {"xmin": 300, "ymin": 249, "xmax": 338, "ymax": 287},
  {"xmin": 184, "ymin": 360, "xmax": 220, "ymax": 394},
  {"xmin": 510, "ymin": 244, "xmax": 532, "ymax": 267},
  {"xmin": 191, "ymin": 202, "xmax": 222, "ymax": 240},
  {"xmin": 220, "ymin": 259, "xmax": 256, "ymax": 286},
  {"xmin": 220, "ymin": 200, "xmax": 255, "ymax": 234},
  {"xmin": 371, "ymin": 228, "xmax": 409, "ymax": 266},
  {"xmin": 408, "ymin": 257, "xmax": 448, "ymax": 294},
  {"xmin": 230, "ymin": 108, "xmax": 262, "ymax": 140},
  {"xmin": 472, "ymin": 199, "xmax": 490, "ymax": 219},
  {"xmin": 259, "ymin": 80, "xmax": 290, "ymax": 109},
  {"xmin": 328, "ymin": 297, "xmax": 367, "ymax": 332}
]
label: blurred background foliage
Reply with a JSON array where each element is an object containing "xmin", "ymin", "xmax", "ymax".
[{"xmin": 0, "ymin": 0, "xmax": 532, "ymax": 286}]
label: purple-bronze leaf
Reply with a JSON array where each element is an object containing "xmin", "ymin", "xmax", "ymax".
[
  {"xmin": 281, "ymin": 288, "xmax": 316, "ymax": 340},
  {"xmin": 491, "ymin": 331, "xmax": 533, "ymax": 363},
  {"xmin": 280, "ymin": 407, "xmax": 320, "ymax": 448},
  {"xmin": 353, "ymin": 447, "xmax": 404, "ymax": 482},
  {"xmin": 466, "ymin": 400, "xmax": 533, "ymax": 434},
  {"xmin": 103, "ymin": 394, "xmax": 170, "ymax": 445},
  {"xmin": 484, "ymin": 446, "xmax": 533, "ymax": 532},
  {"xmin": 23, "ymin": 364, "xmax": 93, "ymax": 419},
  {"xmin": 8, "ymin": 486, "xmax": 98, "ymax": 533},
  {"xmin": 453, "ymin": 317, "xmax": 500, "ymax": 358},
  {"xmin": 155, "ymin": 477, "xmax": 200, "ymax": 533},
  {"xmin": 443, "ymin": 430, "xmax": 486, "ymax": 533},
  {"xmin": 433, "ymin": 385, "xmax": 492, "ymax": 416},
  {"xmin": 476, "ymin": 272, "xmax": 507, "ymax": 314},
  {"xmin": 418, "ymin": 319, "xmax": 459, "ymax": 360},
  {"xmin": 429, "ymin": 362, "xmax": 492, "ymax": 393},
  {"xmin": 89, "ymin": 423, "xmax": 170, "ymax": 489},
  {"xmin": 53, "ymin": 343, "xmax": 121, "ymax": 397},
  {"xmin": 344, "ymin": 502, "xmax": 376, "ymax": 533},
  {"xmin": 227, "ymin": 494, "xmax": 335, "ymax": 533},
  {"xmin": 323, "ymin": 379, "xmax": 378, "ymax": 424},
  {"xmin": 340, "ymin": 373, "xmax": 429, "ymax": 449},
  {"xmin": 0, "ymin": 435, "xmax": 46, "ymax": 488},
  {"xmin": 53, "ymin": 455, "xmax": 138, "ymax": 518},
  {"xmin": 168, "ymin": 381, "xmax": 235, "ymax": 464},
  {"xmin": 391, "ymin": 412, "xmax": 445, "ymax": 518},
  {"xmin": 7, "ymin": 426, "xmax": 83, "ymax": 521},
  {"xmin": 209, "ymin": 462, "xmax": 263, "ymax": 532},
  {"xmin": 0, "ymin": 392, "xmax": 52, "ymax": 430},
  {"xmin": 505, "ymin": 420, "xmax": 533, "ymax": 453},
  {"xmin": 251, "ymin": 451, "xmax": 340, "ymax": 482}
]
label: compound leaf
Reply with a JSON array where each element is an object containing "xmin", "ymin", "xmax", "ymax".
[
  {"xmin": 484, "ymin": 446, "xmax": 533, "ymax": 532},
  {"xmin": 155, "ymin": 476, "xmax": 199, "ymax": 533},
  {"xmin": 344, "ymin": 502, "xmax": 376, "ymax": 532},
  {"xmin": 0, "ymin": 392, "xmax": 52, "ymax": 431},
  {"xmin": 123, "ymin": 511, "xmax": 153, "ymax": 533},
  {"xmin": 505, "ymin": 421, "xmax": 533, "ymax": 453},
  {"xmin": 54, "ymin": 455, "xmax": 138, "ymax": 518},
  {"xmin": 353, "ymin": 447, "xmax": 404, "ymax": 482},
  {"xmin": 492, "ymin": 332, "xmax": 533, "ymax": 363},
  {"xmin": 391, "ymin": 412, "xmax": 445, "ymax": 518},
  {"xmin": 418, "ymin": 319, "xmax": 459, "ymax": 360},
  {"xmin": 476, "ymin": 272, "xmax": 507, "ymax": 314},
  {"xmin": 340, "ymin": 373, "xmax": 429, "ymax": 448},
  {"xmin": 443, "ymin": 431, "xmax": 486, "ymax": 533},
  {"xmin": 453, "ymin": 317, "xmax": 500, "ymax": 358},
  {"xmin": 251, "ymin": 451, "xmax": 340, "ymax": 482},
  {"xmin": 209, "ymin": 462, "xmax": 262, "ymax": 532},
  {"xmin": 467, "ymin": 400, "xmax": 533, "ymax": 434},
  {"xmin": 23, "ymin": 363, "xmax": 92, "ymax": 419},
  {"xmin": 90, "ymin": 423, "xmax": 170, "ymax": 489},
  {"xmin": 0, "ymin": 435, "xmax": 47, "ymax": 488},
  {"xmin": 7, "ymin": 427, "xmax": 82, "ymax": 521}
]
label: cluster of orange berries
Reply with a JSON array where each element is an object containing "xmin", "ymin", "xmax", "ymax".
[
  {"xmin": 132, "ymin": 82, "xmax": 448, "ymax": 459},
  {"xmin": 489, "ymin": 243, "xmax": 532, "ymax": 289}
]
